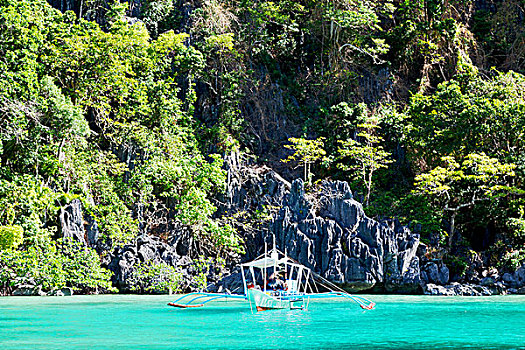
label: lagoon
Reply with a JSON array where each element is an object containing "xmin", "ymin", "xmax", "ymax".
[{"xmin": 1, "ymin": 295, "xmax": 524, "ymax": 349}]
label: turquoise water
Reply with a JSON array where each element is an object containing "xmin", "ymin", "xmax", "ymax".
[{"xmin": 1, "ymin": 295, "xmax": 524, "ymax": 349}]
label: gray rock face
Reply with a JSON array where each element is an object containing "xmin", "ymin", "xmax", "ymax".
[
  {"xmin": 481, "ymin": 277, "xmax": 495, "ymax": 287},
  {"xmin": 12, "ymin": 285, "xmax": 38, "ymax": 296},
  {"xmin": 60, "ymin": 287, "xmax": 74, "ymax": 296},
  {"xmin": 358, "ymin": 67, "xmax": 393, "ymax": 104},
  {"xmin": 47, "ymin": 287, "xmax": 73, "ymax": 296},
  {"xmin": 269, "ymin": 179, "xmax": 421, "ymax": 293},
  {"xmin": 208, "ymin": 271, "xmax": 244, "ymax": 294},
  {"xmin": 422, "ymin": 262, "xmax": 450, "ymax": 285},
  {"xmin": 501, "ymin": 264, "xmax": 525, "ymax": 289},
  {"xmin": 424, "ymin": 282, "xmax": 492, "ymax": 296},
  {"xmin": 515, "ymin": 265, "xmax": 525, "ymax": 287},
  {"xmin": 424, "ymin": 283, "xmax": 454, "ymax": 296},
  {"xmin": 59, "ymin": 199, "xmax": 99, "ymax": 247},
  {"xmin": 106, "ymin": 234, "xmax": 193, "ymax": 291},
  {"xmin": 502, "ymin": 272, "xmax": 516, "ymax": 287},
  {"xmin": 58, "ymin": 199, "xmax": 200, "ymax": 292}
]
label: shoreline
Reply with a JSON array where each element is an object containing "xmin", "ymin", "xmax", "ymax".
[{"xmin": 3, "ymin": 283, "xmax": 525, "ymax": 297}]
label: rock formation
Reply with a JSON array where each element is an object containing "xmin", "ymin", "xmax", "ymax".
[
  {"xmin": 59, "ymin": 199, "xmax": 99, "ymax": 247},
  {"xmin": 268, "ymin": 179, "xmax": 421, "ymax": 293},
  {"xmin": 56, "ymin": 163, "xmax": 525, "ymax": 296}
]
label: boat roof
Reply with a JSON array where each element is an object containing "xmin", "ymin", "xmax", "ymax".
[{"xmin": 241, "ymin": 255, "xmax": 309, "ymax": 270}]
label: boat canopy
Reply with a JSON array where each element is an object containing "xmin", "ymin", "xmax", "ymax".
[{"xmin": 240, "ymin": 256, "xmax": 307, "ymax": 270}]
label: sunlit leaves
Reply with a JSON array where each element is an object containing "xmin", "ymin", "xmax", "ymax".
[
  {"xmin": 406, "ymin": 70, "xmax": 525, "ymax": 172},
  {"xmin": 283, "ymin": 136, "xmax": 326, "ymax": 185},
  {"xmin": 128, "ymin": 260, "xmax": 182, "ymax": 294},
  {"xmin": 0, "ymin": 225, "xmax": 23, "ymax": 250},
  {"xmin": 337, "ymin": 116, "xmax": 392, "ymax": 205},
  {"xmin": 413, "ymin": 153, "xmax": 516, "ymax": 245},
  {"xmin": 414, "ymin": 153, "xmax": 516, "ymax": 203},
  {"xmin": 0, "ymin": 238, "xmax": 116, "ymax": 293},
  {"xmin": 0, "ymin": 0, "xmax": 244, "ymax": 274}
]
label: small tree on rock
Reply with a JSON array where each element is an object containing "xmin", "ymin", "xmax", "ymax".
[
  {"xmin": 337, "ymin": 118, "xmax": 393, "ymax": 206},
  {"xmin": 283, "ymin": 136, "xmax": 326, "ymax": 185}
]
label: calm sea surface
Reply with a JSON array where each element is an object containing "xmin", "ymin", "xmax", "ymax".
[{"xmin": 1, "ymin": 294, "xmax": 524, "ymax": 349}]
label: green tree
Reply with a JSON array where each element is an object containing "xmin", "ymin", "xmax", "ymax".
[
  {"xmin": 0, "ymin": 225, "xmax": 23, "ymax": 250},
  {"xmin": 0, "ymin": 0, "xmax": 245, "ymax": 294},
  {"xmin": 414, "ymin": 153, "xmax": 516, "ymax": 247},
  {"xmin": 283, "ymin": 136, "xmax": 326, "ymax": 185},
  {"xmin": 405, "ymin": 69, "xmax": 525, "ymax": 171},
  {"xmin": 128, "ymin": 260, "xmax": 182, "ymax": 294},
  {"xmin": 0, "ymin": 238, "xmax": 115, "ymax": 294},
  {"xmin": 337, "ymin": 118, "xmax": 392, "ymax": 206}
]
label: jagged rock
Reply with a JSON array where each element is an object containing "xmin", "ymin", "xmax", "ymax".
[
  {"xmin": 111, "ymin": 249, "xmax": 138, "ymax": 287},
  {"xmin": 500, "ymin": 266, "xmax": 525, "ymax": 290},
  {"xmin": 221, "ymin": 155, "xmax": 422, "ymax": 293},
  {"xmin": 455, "ymin": 283, "xmax": 491, "ymax": 296},
  {"xmin": 13, "ymin": 285, "xmax": 37, "ymax": 296},
  {"xmin": 84, "ymin": 212, "xmax": 99, "ymax": 247},
  {"xmin": 358, "ymin": 67, "xmax": 393, "ymax": 104},
  {"xmin": 104, "ymin": 234, "xmax": 188, "ymax": 290},
  {"xmin": 461, "ymin": 252, "xmax": 484, "ymax": 284},
  {"xmin": 59, "ymin": 199, "xmax": 99, "ymax": 247},
  {"xmin": 47, "ymin": 287, "xmax": 73, "ymax": 296},
  {"xmin": 61, "ymin": 287, "xmax": 74, "ymax": 296},
  {"xmin": 490, "ymin": 282, "xmax": 506, "ymax": 295},
  {"xmin": 517, "ymin": 286, "xmax": 525, "ymax": 294},
  {"xmin": 423, "ymin": 262, "xmax": 449, "ymax": 285},
  {"xmin": 481, "ymin": 277, "xmax": 495, "ymax": 287},
  {"xmin": 59, "ymin": 199, "xmax": 85, "ymax": 244},
  {"xmin": 502, "ymin": 272, "xmax": 516, "ymax": 287},
  {"xmin": 424, "ymin": 283, "xmax": 454, "ymax": 296},
  {"xmin": 270, "ymin": 179, "xmax": 421, "ymax": 292},
  {"xmin": 515, "ymin": 265, "xmax": 525, "ymax": 287},
  {"xmin": 210, "ymin": 271, "xmax": 244, "ymax": 294},
  {"xmin": 48, "ymin": 289, "xmax": 65, "ymax": 296},
  {"xmin": 440, "ymin": 265, "xmax": 450, "ymax": 284},
  {"xmin": 424, "ymin": 283, "xmax": 455, "ymax": 295},
  {"xmin": 385, "ymin": 255, "xmax": 422, "ymax": 293},
  {"xmin": 424, "ymin": 283, "xmax": 492, "ymax": 296},
  {"xmin": 47, "ymin": 290, "xmax": 59, "ymax": 296},
  {"xmin": 138, "ymin": 244, "xmax": 157, "ymax": 263},
  {"xmin": 470, "ymin": 284, "xmax": 492, "ymax": 296}
]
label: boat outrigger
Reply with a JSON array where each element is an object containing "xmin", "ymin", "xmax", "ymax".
[{"xmin": 168, "ymin": 237, "xmax": 375, "ymax": 312}]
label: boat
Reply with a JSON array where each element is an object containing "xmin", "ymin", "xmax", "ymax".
[{"xmin": 169, "ymin": 237, "xmax": 375, "ymax": 312}]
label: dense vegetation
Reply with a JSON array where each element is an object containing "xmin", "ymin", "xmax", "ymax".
[{"xmin": 1, "ymin": 0, "xmax": 525, "ymax": 294}]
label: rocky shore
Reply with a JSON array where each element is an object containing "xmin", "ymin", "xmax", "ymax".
[
  {"xmin": 12, "ymin": 158, "xmax": 525, "ymax": 297},
  {"xmin": 212, "ymin": 162, "xmax": 525, "ymax": 296}
]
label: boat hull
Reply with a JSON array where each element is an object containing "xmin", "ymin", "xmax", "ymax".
[{"xmin": 248, "ymin": 289, "xmax": 298, "ymax": 311}]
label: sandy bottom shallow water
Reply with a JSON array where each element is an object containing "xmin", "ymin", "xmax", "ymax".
[{"xmin": 1, "ymin": 294, "xmax": 524, "ymax": 349}]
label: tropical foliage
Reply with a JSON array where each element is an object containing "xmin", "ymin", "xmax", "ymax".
[{"xmin": 2, "ymin": 0, "xmax": 525, "ymax": 295}]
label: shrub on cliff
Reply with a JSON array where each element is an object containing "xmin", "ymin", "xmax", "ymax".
[
  {"xmin": 0, "ymin": 238, "xmax": 116, "ymax": 295},
  {"xmin": 0, "ymin": 225, "xmax": 23, "ymax": 250},
  {"xmin": 128, "ymin": 260, "xmax": 182, "ymax": 294},
  {"xmin": 0, "ymin": 0, "xmax": 243, "ymax": 265}
]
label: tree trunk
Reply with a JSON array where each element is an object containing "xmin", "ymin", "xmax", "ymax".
[
  {"xmin": 304, "ymin": 163, "xmax": 307, "ymax": 183},
  {"xmin": 308, "ymin": 163, "xmax": 312, "ymax": 185},
  {"xmin": 448, "ymin": 211, "xmax": 457, "ymax": 247},
  {"xmin": 365, "ymin": 169, "xmax": 373, "ymax": 206}
]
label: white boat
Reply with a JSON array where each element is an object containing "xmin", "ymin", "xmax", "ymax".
[{"xmin": 169, "ymin": 237, "xmax": 375, "ymax": 312}]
